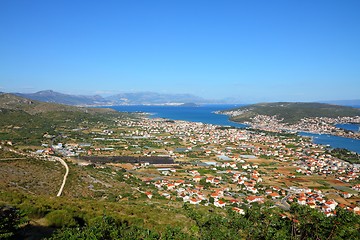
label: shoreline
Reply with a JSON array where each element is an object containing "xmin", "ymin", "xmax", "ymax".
[{"xmin": 110, "ymin": 105, "xmax": 360, "ymax": 154}]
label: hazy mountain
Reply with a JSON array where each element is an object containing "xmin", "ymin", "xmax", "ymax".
[
  {"xmin": 14, "ymin": 90, "xmax": 111, "ymax": 106},
  {"xmin": 105, "ymin": 92, "xmax": 211, "ymax": 105},
  {"xmin": 12, "ymin": 90, "xmax": 216, "ymax": 106}
]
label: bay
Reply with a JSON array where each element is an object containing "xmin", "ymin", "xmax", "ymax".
[
  {"xmin": 110, "ymin": 104, "xmax": 248, "ymax": 128},
  {"xmin": 336, "ymin": 123, "xmax": 360, "ymax": 132},
  {"xmin": 108, "ymin": 105, "xmax": 360, "ymax": 154},
  {"xmin": 299, "ymin": 132, "xmax": 360, "ymax": 154}
]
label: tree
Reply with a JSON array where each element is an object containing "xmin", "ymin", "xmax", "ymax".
[{"xmin": 0, "ymin": 206, "xmax": 27, "ymax": 239}]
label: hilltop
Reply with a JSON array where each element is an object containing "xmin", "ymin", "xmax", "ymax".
[{"xmin": 222, "ymin": 102, "xmax": 360, "ymax": 124}]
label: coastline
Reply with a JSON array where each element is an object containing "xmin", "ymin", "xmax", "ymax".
[{"xmin": 108, "ymin": 105, "xmax": 360, "ymax": 154}]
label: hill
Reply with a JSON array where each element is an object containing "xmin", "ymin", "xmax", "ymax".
[
  {"xmin": 0, "ymin": 93, "xmax": 134, "ymax": 145},
  {"xmin": 222, "ymin": 102, "xmax": 360, "ymax": 124},
  {"xmin": 0, "ymin": 93, "xmax": 117, "ymax": 115}
]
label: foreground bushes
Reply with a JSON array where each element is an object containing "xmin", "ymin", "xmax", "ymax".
[
  {"xmin": 48, "ymin": 203, "xmax": 360, "ymax": 240},
  {"xmin": 1, "ymin": 191, "xmax": 359, "ymax": 240},
  {"xmin": 182, "ymin": 203, "xmax": 360, "ymax": 240},
  {"xmin": 0, "ymin": 205, "xmax": 27, "ymax": 239},
  {"xmin": 49, "ymin": 215, "xmax": 192, "ymax": 240}
]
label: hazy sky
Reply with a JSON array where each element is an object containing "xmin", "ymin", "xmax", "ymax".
[{"xmin": 1, "ymin": 0, "xmax": 359, "ymax": 102}]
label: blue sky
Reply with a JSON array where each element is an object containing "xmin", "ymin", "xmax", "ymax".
[{"xmin": 0, "ymin": 0, "xmax": 359, "ymax": 102}]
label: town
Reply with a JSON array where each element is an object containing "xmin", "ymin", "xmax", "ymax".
[
  {"xmin": 26, "ymin": 116, "xmax": 360, "ymax": 217},
  {"xmin": 222, "ymin": 109, "xmax": 360, "ymax": 139}
]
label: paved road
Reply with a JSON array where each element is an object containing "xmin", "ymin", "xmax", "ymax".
[
  {"xmin": 280, "ymin": 193, "xmax": 292, "ymax": 210},
  {"xmin": 274, "ymin": 193, "xmax": 292, "ymax": 211}
]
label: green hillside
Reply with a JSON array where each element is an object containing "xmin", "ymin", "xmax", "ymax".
[
  {"xmin": 223, "ymin": 102, "xmax": 360, "ymax": 124},
  {"xmin": 0, "ymin": 94, "xmax": 135, "ymax": 145},
  {"xmin": 0, "ymin": 93, "xmax": 117, "ymax": 115}
]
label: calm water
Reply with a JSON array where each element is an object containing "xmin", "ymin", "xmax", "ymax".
[
  {"xmin": 108, "ymin": 105, "xmax": 360, "ymax": 154},
  {"xmin": 299, "ymin": 132, "xmax": 360, "ymax": 154},
  {"xmin": 111, "ymin": 104, "xmax": 248, "ymax": 128},
  {"xmin": 336, "ymin": 123, "xmax": 360, "ymax": 132}
]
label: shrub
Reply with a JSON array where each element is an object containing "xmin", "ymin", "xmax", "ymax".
[
  {"xmin": 45, "ymin": 210, "xmax": 76, "ymax": 228},
  {"xmin": 0, "ymin": 205, "xmax": 27, "ymax": 239}
]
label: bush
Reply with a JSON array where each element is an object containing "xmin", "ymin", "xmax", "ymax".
[
  {"xmin": 45, "ymin": 210, "xmax": 76, "ymax": 228},
  {"xmin": 0, "ymin": 205, "xmax": 27, "ymax": 239},
  {"xmin": 21, "ymin": 202, "xmax": 50, "ymax": 219}
]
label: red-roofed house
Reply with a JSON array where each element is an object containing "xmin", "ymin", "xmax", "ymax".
[
  {"xmin": 214, "ymin": 200, "xmax": 226, "ymax": 208},
  {"xmin": 193, "ymin": 175, "xmax": 201, "ymax": 182},
  {"xmin": 145, "ymin": 192, "xmax": 153, "ymax": 199},
  {"xmin": 246, "ymin": 195, "xmax": 264, "ymax": 203},
  {"xmin": 232, "ymin": 207, "xmax": 245, "ymax": 215},
  {"xmin": 269, "ymin": 192, "xmax": 280, "ymax": 199},
  {"xmin": 189, "ymin": 197, "xmax": 201, "ymax": 205}
]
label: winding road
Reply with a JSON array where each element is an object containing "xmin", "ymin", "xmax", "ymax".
[
  {"xmin": 50, "ymin": 134, "xmax": 69, "ymax": 197},
  {"xmin": 2, "ymin": 143, "xmax": 69, "ymax": 197},
  {"xmin": 52, "ymin": 156, "xmax": 69, "ymax": 197}
]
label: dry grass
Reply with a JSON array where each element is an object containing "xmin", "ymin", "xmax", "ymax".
[{"xmin": 0, "ymin": 158, "xmax": 63, "ymax": 196}]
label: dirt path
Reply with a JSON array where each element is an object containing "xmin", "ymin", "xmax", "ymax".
[{"xmin": 51, "ymin": 156, "xmax": 69, "ymax": 197}]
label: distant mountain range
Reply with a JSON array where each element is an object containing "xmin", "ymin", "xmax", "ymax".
[
  {"xmin": 106, "ymin": 92, "xmax": 210, "ymax": 105},
  {"xmin": 14, "ymin": 90, "xmax": 109, "ymax": 106},
  {"xmin": 13, "ymin": 90, "xmax": 215, "ymax": 106},
  {"xmin": 8, "ymin": 90, "xmax": 360, "ymax": 107}
]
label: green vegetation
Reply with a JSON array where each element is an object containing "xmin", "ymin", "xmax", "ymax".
[
  {"xmin": 327, "ymin": 148, "xmax": 360, "ymax": 164},
  {"xmin": 224, "ymin": 102, "xmax": 360, "ymax": 124},
  {"xmin": 1, "ymin": 189, "xmax": 359, "ymax": 240},
  {"xmin": 1, "ymin": 94, "xmax": 360, "ymax": 239},
  {"xmin": 49, "ymin": 215, "xmax": 192, "ymax": 240},
  {"xmin": 0, "ymin": 94, "xmax": 135, "ymax": 145},
  {"xmin": 0, "ymin": 205, "xmax": 27, "ymax": 239},
  {"xmin": 0, "ymin": 191, "xmax": 194, "ymax": 239},
  {"xmin": 182, "ymin": 203, "xmax": 359, "ymax": 240}
]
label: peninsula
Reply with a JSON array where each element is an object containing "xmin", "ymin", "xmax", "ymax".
[{"xmin": 220, "ymin": 102, "xmax": 360, "ymax": 139}]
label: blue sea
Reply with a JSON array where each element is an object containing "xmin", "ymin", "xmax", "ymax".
[
  {"xmin": 111, "ymin": 104, "xmax": 248, "ymax": 128},
  {"xmin": 299, "ymin": 132, "xmax": 360, "ymax": 154},
  {"xmin": 335, "ymin": 123, "xmax": 360, "ymax": 132},
  {"xmin": 108, "ymin": 105, "xmax": 360, "ymax": 154}
]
